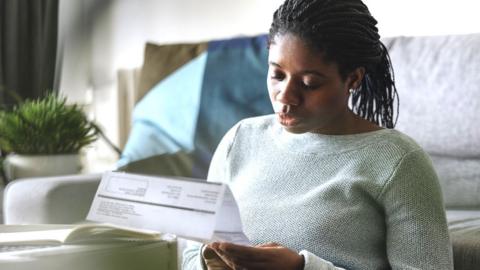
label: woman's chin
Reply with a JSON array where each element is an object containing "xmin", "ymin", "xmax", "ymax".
[
  {"xmin": 283, "ymin": 126, "xmax": 306, "ymax": 134},
  {"xmin": 279, "ymin": 120, "xmax": 306, "ymax": 134}
]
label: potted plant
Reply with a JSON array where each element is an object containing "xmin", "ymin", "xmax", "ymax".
[{"xmin": 0, "ymin": 93, "xmax": 99, "ymax": 182}]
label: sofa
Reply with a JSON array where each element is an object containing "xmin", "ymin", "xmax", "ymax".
[{"xmin": 2, "ymin": 33, "xmax": 480, "ymax": 270}]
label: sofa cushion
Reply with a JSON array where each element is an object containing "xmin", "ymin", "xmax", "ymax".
[
  {"xmin": 446, "ymin": 210, "xmax": 480, "ymax": 270},
  {"xmin": 137, "ymin": 42, "xmax": 207, "ymax": 103},
  {"xmin": 192, "ymin": 35, "xmax": 271, "ymax": 176},
  {"xmin": 118, "ymin": 52, "xmax": 207, "ymax": 169},
  {"xmin": 431, "ymin": 155, "xmax": 480, "ymax": 208},
  {"xmin": 118, "ymin": 35, "xmax": 272, "ymax": 178},
  {"xmin": 383, "ymin": 34, "xmax": 480, "ymax": 158}
]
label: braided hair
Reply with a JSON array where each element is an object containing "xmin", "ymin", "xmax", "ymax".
[{"xmin": 269, "ymin": 0, "xmax": 399, "ymax": 128}]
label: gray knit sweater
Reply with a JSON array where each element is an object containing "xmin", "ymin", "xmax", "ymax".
[{"xmin": 182, "ymin": 115, "xmax": 453, "ymax": 270}]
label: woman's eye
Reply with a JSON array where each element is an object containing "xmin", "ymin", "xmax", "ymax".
[
  {"xmin": 302, "ymin": 82, "xmax": 319, "ymax": 90},
  {"xmin": 269, "ymin": 70, "xmax": 285, "ymax": 81},
  {"xmin": 270, "ymin": 74, "xmax": 284, "ymax": 80}
]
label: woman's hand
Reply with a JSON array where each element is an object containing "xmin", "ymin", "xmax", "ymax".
[
  {"xmin": 209, "ymin": 242, "xmax": 304, "ymax": 270},
  {"xmin": 202, "ymin": 244, "xmax": 233, "ymax": 270}
]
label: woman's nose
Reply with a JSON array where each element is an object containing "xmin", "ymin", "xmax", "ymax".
[{"xmin": 276, "ymin": 80, "xmax": 300, "ymax": 106}]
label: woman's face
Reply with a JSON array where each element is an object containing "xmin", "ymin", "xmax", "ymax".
[{"xmin": 267, "ymin": 33, "xmax": 361, "ymax": 134}]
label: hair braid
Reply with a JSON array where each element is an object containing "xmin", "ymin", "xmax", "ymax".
[
  {"xmin": 269, "ymin": 0, "xmax": 399, "ymax": 128},
  {"xmin": 351, "ymin": 43, "xmax": 398, "ymax": 127}
]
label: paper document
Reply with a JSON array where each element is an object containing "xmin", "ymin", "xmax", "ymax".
[{"xmin": 87, "ymin": 172, "xmax": 249, "ymax": 245}]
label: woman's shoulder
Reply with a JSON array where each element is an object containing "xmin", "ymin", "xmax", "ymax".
[
  {"xmin": 344, "ymin": 128, "xmax": 432, "ymax": 173},
  {"xmin": 236, "ymin": 114, "xmax": 277, "ymax": 130},
  {"xmin": 218, "ymin": 114, "xmax": 277, "ymax": 149},
  {"xmin": 373, "ymin": 129, "xmax": 432, "ymax": 160},
  {"xmin": 226, "ymin": 114, "xmax": 278, "ymax": 139},
  {"xmin": 365, "ymin": 129, "xmax": 434, "ymax": 175}
]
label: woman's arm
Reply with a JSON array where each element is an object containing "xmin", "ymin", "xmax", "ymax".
[{"xmin": 378, "ymin": 149, "xmax": 453, "ymax": 269}]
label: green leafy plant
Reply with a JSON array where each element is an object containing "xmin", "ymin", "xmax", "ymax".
[{"xmin": 0, "ymin": 93, "xmax": 99, "ymax": 154}]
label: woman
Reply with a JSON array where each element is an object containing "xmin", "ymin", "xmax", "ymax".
[{"xmin": 183, "ymin": 0, "xmax": 453, "ymax": 269}]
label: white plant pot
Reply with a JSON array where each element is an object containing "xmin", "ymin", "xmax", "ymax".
[{"xmin": 3, "ymin": 154, "xmax": 82, "ymax": 182}]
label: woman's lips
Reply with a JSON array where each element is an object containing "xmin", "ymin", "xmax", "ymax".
[{"xmin": 278, "ymin": 113, "xmax": 301, "ymax": 127}]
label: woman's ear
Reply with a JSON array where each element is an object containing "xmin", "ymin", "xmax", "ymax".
[{"xmin": 347, "ymin": 67, "xmax": 366, "ymax": 90}]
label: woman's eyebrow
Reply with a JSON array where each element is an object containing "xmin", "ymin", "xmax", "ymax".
[
  {"xmin": 302, "ymin": 70, "xmax": 326, "ymax": 78},
  {"xmin": 269, "ymin": 61, "xmax": 326, "ymax": 78},
  {"xmin": 269, "ymin": 61, "xmax": 281, "ymax": 67}
]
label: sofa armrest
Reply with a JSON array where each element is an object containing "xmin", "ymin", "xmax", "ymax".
[{"xmin": 3, "ymin": 174, "xmax": 102, "ymax": 224}]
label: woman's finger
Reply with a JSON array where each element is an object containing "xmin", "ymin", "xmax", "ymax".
[{"xmin": 256, "ymin": 242, "xmax": 280, "ymax": 248}]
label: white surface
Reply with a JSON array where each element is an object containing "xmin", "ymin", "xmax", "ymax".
[
  {"xmin": 365, "ymin": 0, "xmax": 480, "ymax": 37},
  {"xmin": 446, "ymin": 209, "xmax": 480, "ymax": 227},
  {"xmin": 57, "ymin": 0, "xmax": 480, "ymax": 104},
  {"xmin": 0, "ymin": 184, "xmax": 4, "ymax": 224},
  {"xmin": 0, "ymin": 223, "xmax": 163, "ymax": 245},
  {"xmin": 0, "ymin": 239, "xmax": 176, "ymax": 270},
  {"xmin": 3, "ymin": 174, "xmax": 102, "ymax": 224},
  {"xmin": 3, "ymin": 154, "xmax": 81, "ymax": 182}
]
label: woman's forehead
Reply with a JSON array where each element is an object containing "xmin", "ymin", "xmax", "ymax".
[{"xmin": 268, "ymin": 33, "xmax": 339, "ymax": 74}]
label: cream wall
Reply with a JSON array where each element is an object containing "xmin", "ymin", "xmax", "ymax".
[
  {"xmin": 365, "ymin": 0, "xmax": 480, "ymax": 37},
  {"xmin": 56, "ymin": 0, "xmax": 480, "ymax": 172}
]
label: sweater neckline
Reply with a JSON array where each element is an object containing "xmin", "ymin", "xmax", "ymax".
[{"xmin": 271, "ymin": 121, "xmax": 393, "ymax": 155}]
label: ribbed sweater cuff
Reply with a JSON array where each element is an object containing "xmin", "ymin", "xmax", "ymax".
[
  {"xmin": 199, "ymin": 244, "xmax": 207, "ymax": 270},
  {"xmin": 299, "ymin": 250, "xmax": 346, "ymax": 270}
]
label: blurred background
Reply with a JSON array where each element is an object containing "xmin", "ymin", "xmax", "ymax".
[{"xmin": 2, "ymin": 0, "xmax": 480, "ymax": 173}]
